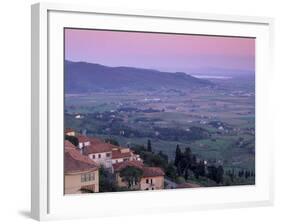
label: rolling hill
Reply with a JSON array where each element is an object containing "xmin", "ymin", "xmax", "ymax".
[{"xmin": 65, "ymin": 60, "xmax": 212, "ymax": 93}]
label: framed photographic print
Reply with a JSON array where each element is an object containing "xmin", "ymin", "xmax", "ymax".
[{"xmin": 31, "ymin": 2, "xmax": 274, "ymax": 221}]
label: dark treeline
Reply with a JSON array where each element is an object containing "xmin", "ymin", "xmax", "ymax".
[
  {"xmin": 224, "ymin": 168, "xmax": 255, "ymax": 184},
  {"xmin": 174, "ymin": 145, "xmax": 223, "ymax": 184},
  {"xmin": 132, "ymin": 140, "xmax": 255, "ymax": 187},
  {"xmin": 131, "ymin": 140, "xmax": 223, "ymax": 184}
]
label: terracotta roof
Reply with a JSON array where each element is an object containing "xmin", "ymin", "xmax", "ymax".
[
  {"xmin": 113, "ymin": 160, "xmax": 144, "ymax": 172},
  {"xmin": 113, "ymin": 161, "xmax": 164, "ymax": 177},
  {"xmin": 89, "ymin": 137, "xmax": 105, "ymax": 145},
  {"xmin": 83, "ymin": 142, "xmax": 115, "ymax": 154},
  {"xmin": 176, "ymin": 182, "xmax": 201, "ymax": 189},
  {"xmin": 77, "ymin": 135, "xmax": 90, "ymax": 143},
  {"xmin": 112, "ymin": 150, "xmax": 132, "ymax": 159},
  {"xmin": 142, "ymin": 167, "xmax": 165, "ymax": 177},
  {"xmin": 64, "ymin": 140, "xmax": 98, "ymax": 174},
  {"xmin": 65, "ymin": 139, "xmax": 77, "ymax": 150}
]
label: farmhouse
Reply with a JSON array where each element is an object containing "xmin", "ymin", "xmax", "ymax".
[
  {"xmin": 83, "ymin": 141, "xmax": 114, "ymax": 170},
  {"xmin": 140, "ymin": 167, "xmax": 165, "ymax": 190},
  {"xmin": 64, "ymin": 140, "xmax": 99, "ymax": 194},
  {"xmin": 112, "ymin": 147, "xmax": 142, "ymax": 164},
  {"xmin": 113, "ymin": 160, "xmax": 165, "ymax": 191}
]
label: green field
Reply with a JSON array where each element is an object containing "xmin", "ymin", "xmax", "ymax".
[{"xmin": 65, "ymin": 77, "xmax": 255, "ymax": 178}]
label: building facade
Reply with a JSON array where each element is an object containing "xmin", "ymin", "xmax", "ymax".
[
  {"xmin": 64, "ymin": 140, "xmax": 99, "ymax": 194},
  {"xmin": 84, "ymin": 142, "xmax": 114, "ymax": 170},
  {"xmin": 113, "ymin": 161, "xmax": 165, "ymax": 191},
  {"xmin": 64, "ymin": 128, "xmax": 166, "ymax": 193},
  {"xmin": 140, "ymin": 167, "xmax": 165, "ymax": 190},
  {"xmin": 111, "ymin": 147, "xmax": 142, "ymax": 164},
  {"xmin": 77, "ymin": 135, "xmax": 91, "ymax": 150}
]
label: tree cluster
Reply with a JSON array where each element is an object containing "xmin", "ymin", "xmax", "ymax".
[
  {"xmin": 174, "ymin": 145, "xmax": 206, "ymax": 180},
  {"xmin": 131, "ymin": 143, "xmax": 168, "ymax": 171},
  {"xmin": 225, "ymin": 169, "xmax": 255, "ymax": 184},
  {"xmin": 207, "ymin": 165, "xmax": 224, "ymax": 184},
  {"xmin": 119, "ymin": 166, "xmax": 143, "ymax": 189},
  {"xmin": 65, "ymin": 135, "xmax": 79, "ymax": 146},
  {"xmin": 98, "ymin": 166, "xmax": 118, "ymax": 192},
  {"xmin": 130, "ymin": 141, "xmax": 176, "ymax": 180},
  {"xmin": 104, "ymin": 138, "xmax": 120, "ymax": 146}
]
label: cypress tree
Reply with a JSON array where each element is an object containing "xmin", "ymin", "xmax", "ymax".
[
  {"xmin": 147, "ymin": 139, "xmax": 152, "ymax": 152},
  {"xmin": 174, "ymin": 145, "xmax": 182, "ymax": 175},
  {"xmin": 174, "ymin": 144, "xmax": 181, "ymax": 167}
]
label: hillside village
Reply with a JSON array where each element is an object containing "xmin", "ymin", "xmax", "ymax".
[
  {"xmin": 64, "ymin": 128, "xmax": 167, "ymax": 194},
  {"xmin": 64, "ymin": 124, "xmax": 255, "ymax": 194}
]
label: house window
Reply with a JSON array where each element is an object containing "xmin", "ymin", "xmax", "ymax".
[
  {"xmin": 150, "ymin": 179, "xmax": 153, "ymax": 184},
  {"xmin": 92, "ymin": 155, "xmax": 95, "ymax": 159},
  {"xmin": 106, "ymin": 153, "xmax": 111, "ymax": 158},
  {"xmin": 152, "ymin": 188, "xmax": 154, "ymax": 190},
  {"xmin": 98, "ymin": 154, "xmax": 101, "ymax": 158},
  {"xmin": 81, "ymin": 174, "xmax": 86, "ymax": 182},
  {"xmin": 146, "ymin": 179, "xmax": 149, "ymax": 184},
  {"xmin": 81, "ymin": 173, "xmax": 95, "ymax": 182},
  {"xmin": 145, "ymin": 188, "xmax": 149, "ymax": 190},
  {"xmin": 85, "ymin": 173, "xmax": 90, "ymax": 182}
]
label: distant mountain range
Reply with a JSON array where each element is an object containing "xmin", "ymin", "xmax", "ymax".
[
  {"xmin": 65, "ymin": 60, "xmax": 212, "ymax": 93},
  {"xmin": 190, "ymin": 67, "xmax": 255, "ymax": 77}
]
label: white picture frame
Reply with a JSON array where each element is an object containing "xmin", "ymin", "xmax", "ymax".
[{"xmin": 31, "ymin": 2, "xmax": 274, "ymax": 221}]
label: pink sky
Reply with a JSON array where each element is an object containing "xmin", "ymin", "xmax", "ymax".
[{"xmin": 65, "ymin": 28, "xmax": 255, "ymax": 74}]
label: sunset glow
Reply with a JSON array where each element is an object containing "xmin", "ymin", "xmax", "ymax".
[{"xmin": 65, "ymin": 28, "xmax": 255, "ymax": 74}]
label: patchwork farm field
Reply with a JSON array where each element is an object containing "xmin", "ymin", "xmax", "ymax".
[{"xmin": 65, "ymin": 76, "xmax": 255, "ymax": 177}]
